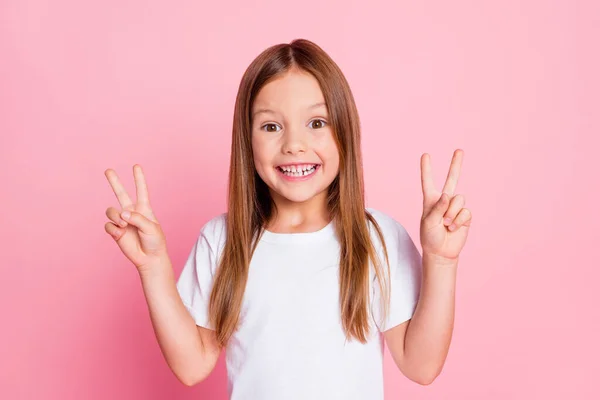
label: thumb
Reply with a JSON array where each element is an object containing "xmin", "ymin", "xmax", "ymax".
[
  {"xmin": 426, "ymin": 193, "xmax": 449, "ymax": 224},
  {"xmin": 121, "ymin": 210, "xmax": 157, "ymax": 235}
]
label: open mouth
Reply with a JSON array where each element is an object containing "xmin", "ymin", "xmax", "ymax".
[{"xmin": 276, "ymin": 164, "xmax": 320, "ymax": 177}]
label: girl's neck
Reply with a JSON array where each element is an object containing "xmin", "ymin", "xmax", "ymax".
[{"xmin": 266, "ymin": 191, "xmax": 331, "ymax": 234}]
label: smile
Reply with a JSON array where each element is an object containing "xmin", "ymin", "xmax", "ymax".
[{"xmin": 276, "ymin": 164, "xmax": 320, "ymax": 180}]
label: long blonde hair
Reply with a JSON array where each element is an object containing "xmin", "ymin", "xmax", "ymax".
[{"xmin": 209, "ymin": 39, "xmax": 390, "ymax": 347}]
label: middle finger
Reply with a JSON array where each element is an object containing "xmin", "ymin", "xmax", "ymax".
[
  {"xmin": 441, "ymin": 149, "xmax": 463, "ymax": 196},
  {"xmin": 443, "ymin": 194, "xmax": 465, "ymax": 225},
  {"xmin": 105, "ymin": 169, "xmax": 134, "ymax": 209}
]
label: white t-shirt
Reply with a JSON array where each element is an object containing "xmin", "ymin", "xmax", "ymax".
[{"xmin": 176, "ymin": 207, "xmax": 422, "ymax": 399}]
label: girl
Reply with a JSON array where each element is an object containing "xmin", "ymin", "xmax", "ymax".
[{"xmin": 104, "ymin": 39, "xmax": 471, "ymax": 399}]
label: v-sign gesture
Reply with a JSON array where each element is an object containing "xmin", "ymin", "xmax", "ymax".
[
  {"xmin": 420, "ymin": 149, "xmax": 472, "ymax": 263},
  {"xmin": 104, "ymin": 165, "xmax": 169, "ymax": 272}
]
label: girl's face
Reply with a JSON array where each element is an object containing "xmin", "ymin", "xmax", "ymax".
[{"xmin": 251, "ymin": 69, "xmax": 340, "ymax": 207}]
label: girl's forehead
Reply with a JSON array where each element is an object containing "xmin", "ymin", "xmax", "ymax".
[
  {"xmin": 255, "ymin": 71, "xmax": 323, "ymax": 99},
  {"xmin": 251, "ymin": 70, "xmax": 329, "ymax": 118},
  {"xmin": 252, "ymin": 101, "xmax": 328, "ymax": 119}
]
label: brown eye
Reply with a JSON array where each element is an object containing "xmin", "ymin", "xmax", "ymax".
[
  {"xmin": 262, "ymin": 123, "xmax": 281, "ymax": 133},
  {"xmin": 309, "ymin": 119, "xmax": 327, "ymax": 129}
]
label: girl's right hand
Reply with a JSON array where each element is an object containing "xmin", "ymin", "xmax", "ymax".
[{"xmin": 104, "ymin": 164, "xmax": 169, "ymax": 274}]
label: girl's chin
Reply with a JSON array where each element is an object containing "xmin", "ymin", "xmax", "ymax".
[{"xmin": 269, "ymin": 187, "xmax": 327, "ymax": 205}]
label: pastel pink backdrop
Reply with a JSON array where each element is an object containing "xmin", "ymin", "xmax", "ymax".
[{"xmin": 1, "ymin": 0, "xmax": 598, "ymax": 399}]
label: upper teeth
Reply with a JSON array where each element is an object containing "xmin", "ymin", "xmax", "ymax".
[{"xmin": 279, "ymin": 165, "xmax": 316, "ymax": 172}]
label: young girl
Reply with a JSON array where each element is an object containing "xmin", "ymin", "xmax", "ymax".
[{"xmin": 104, "ymin": 39, "xmax": 471, "ymax": 399}]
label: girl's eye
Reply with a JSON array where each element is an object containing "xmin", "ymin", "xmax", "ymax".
[
  {"xmin": 262, "ymin": 123, "xmax": 281, "ymax": 133},
  {"xmin": 309, "ymin": 119, "xmax": 327, "ymax": 129},
  {"xmin": 260, "ymin": 119, "xmax": 327, "ymax": 132}
]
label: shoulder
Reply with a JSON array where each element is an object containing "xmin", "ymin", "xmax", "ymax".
[
  {"xmin": 197, "ymin": 212, "xmax": 228, "ymax": 252},
  {"xmin": 365, "ymin": 207, "xmax": 409, "ymax": 239},
  {"xmin": 365, "ymin": 208, "xmax": 422, "ymax": 284},
  {"xmin": 365, "ymin": 207, "xmax": 418, "ymax": 258}
]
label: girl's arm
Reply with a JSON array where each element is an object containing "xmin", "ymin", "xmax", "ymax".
[
  {"xmin": 383, "ymin": 252, "xmax": 457, "ymax": 385},
  {"xmin": 385, "ymin": 150, "xmax": 470, "ymax": 384},
  {"xmin": 139, "ymin": 257, "xmax": 221, "ymax": 386},
  {"xmin": 103, "ymin": 166, "xmax": 221, "ymax": 385}
]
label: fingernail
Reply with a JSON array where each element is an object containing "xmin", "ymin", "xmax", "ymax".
[
  {"xmin": 121, "ymin": 211, "xmax": 131, "ymax": 220},
  {"xmin": 119, "ymin": 219, "xmax": 128, "ymax": 227},
  {"xmin": 449, "ymin": 224, "xmax": 456, "ymax": 231},
  {"xmin": 444, "ymin": 218, "xmax": 452, "ymax": 225}
]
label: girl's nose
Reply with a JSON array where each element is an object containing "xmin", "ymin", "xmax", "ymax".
[{"xmin": 281, "ymin": 129, "xmax": 307, "ymax": 155}]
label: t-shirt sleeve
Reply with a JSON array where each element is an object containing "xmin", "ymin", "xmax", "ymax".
[
  {"xmin": 371, "ymin": 215, "xmax": 423, "ymax": 332},
  {"xmin": 176, "ymin": 217, "xmax": 224, "ymax": 330}
]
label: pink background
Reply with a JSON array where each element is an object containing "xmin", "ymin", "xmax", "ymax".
[{"xmin": 1, "ymin": 0, "xmax": 598, "ymax": 398}]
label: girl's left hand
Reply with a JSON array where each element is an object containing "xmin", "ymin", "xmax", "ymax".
[{"xmin": 419, "ymin": 149, "xmax": 472, "ymax": 264}]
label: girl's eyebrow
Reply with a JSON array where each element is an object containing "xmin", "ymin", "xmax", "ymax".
[
  {"xmin": 252, "ymin": 102, "xmax": 327, "ymax": 118},
  {"xmin": 308, "ymin": 101, "xmax": 327, "ymax": 110}
]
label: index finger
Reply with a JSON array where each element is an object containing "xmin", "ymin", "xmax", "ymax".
[
  {"xmin": 104, "ymin": 169, "xmax": 134, "ymax": 209},
  {"xmin": 133, "ymin": 164, "xmax": 150, "ymax": 204},
  {"xmin": 420, "ymin": 153, "xmax": 437, "ymax": 197},
  {"xmin": 441, "ymin": 149, "xmax": 463, "ymax": 195}
]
